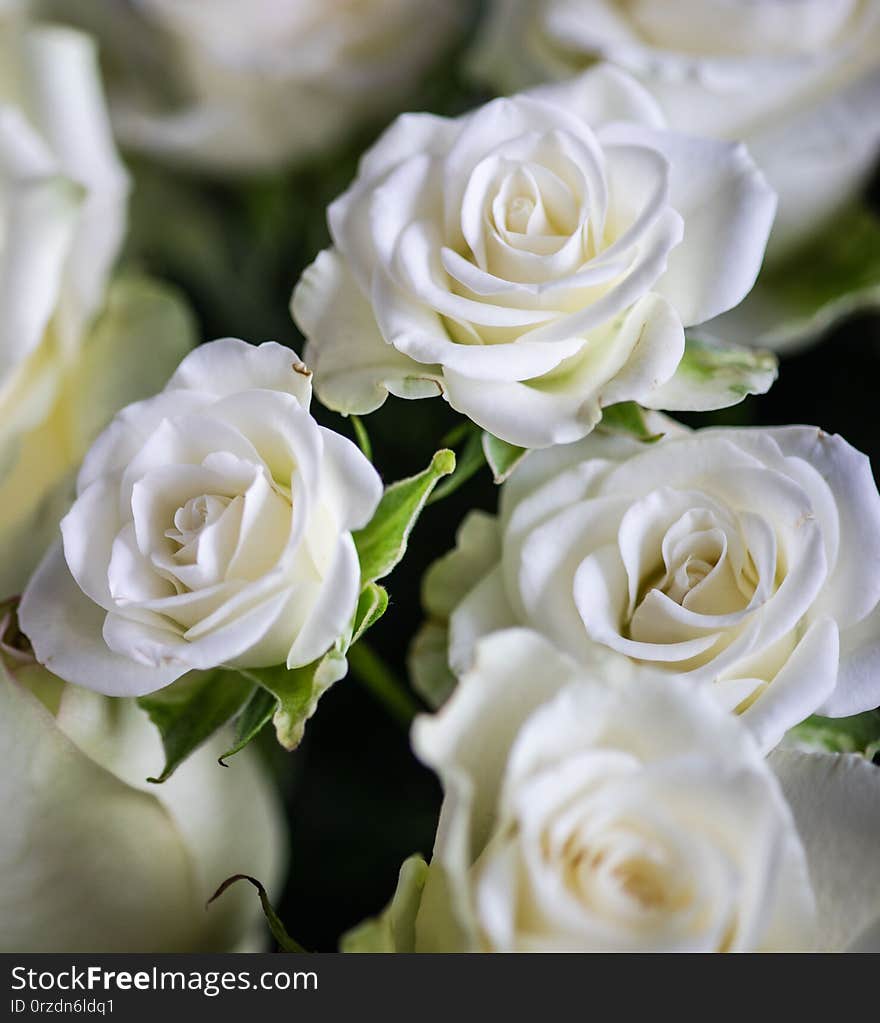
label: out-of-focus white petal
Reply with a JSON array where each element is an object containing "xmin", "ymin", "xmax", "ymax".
[
  {"xmin": 0, "ymin": 665, "xmax": 197, "ymax": 951},
  {"xmin": 20, "ymin": 26, "xmax": 129, "ymax": 339},
  {"xmin": 771, "ymin": 750, "xmax": 880, "ymax": 952}
]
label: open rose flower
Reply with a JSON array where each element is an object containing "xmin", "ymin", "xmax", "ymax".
[
  {"xmin": 0, "ymin": 648, "xmax": 285, "ymax": 952},
  {"xmin": 46, "ymin": 0, "xmax": 467, "ymax": 174},
  {"xmin": 415, "ymin": 419, "xmax": 880, "ymax": 750},
  {"xmin": 472, "ymin": 0, "xmax": 880, "ymax": 261},
  {"xmin": 19, "ymin": 339, "xmax": 383, "ymax": 696},
  {"xmin": 345, "ymin": 630, "xmax": 880, "ymax": 952},
  {"xmin": 292, "ymin": 65, "xmax": 776, "ymax": 449}
]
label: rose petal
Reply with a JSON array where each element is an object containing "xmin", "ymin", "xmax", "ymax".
[
  {"xmin": 19, "ymin": 543, "xmax": 183, "ymax": 696},
  {"xmin": 771, "ymin": 750, "xmax": 880, "ymax": 951},
  {"xmin": 294, "ymin": 248, "xmax": 443, "ymax": 414},
  {"xmin": 600, "ymin": 125, "xmax": 777, "ymax": 326},
  {"xmin": 167, "ymin": 338, "xmax": 313, "ymax": 409}
]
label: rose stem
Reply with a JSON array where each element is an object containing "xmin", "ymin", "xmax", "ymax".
[{"xmin": 347, "ymin": 642, "xmax": 422, "ymax": 728}]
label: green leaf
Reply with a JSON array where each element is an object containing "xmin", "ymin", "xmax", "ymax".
[
  {"xmin": 708, "ymin": 204, "xmax": 880, "ymax": 354},
  {"xmin": 353, "ymin": 448, "xmax": 456, "ymax": 584},
  {"xmin": 599, "ymin": 402, "xmax": 665, "ymax": 442},
  {"xmin": 218, "ymin": 686, "xmax": 277, "ymax": 765},
  {"xmin": 248, "ymin": 653, "xmax": 349, "ymax": 751},
  {"xmin": 786, "ymin": 710, "xmax": 880, "ymax": 760},
  {"xmin": 137, "ymin": 669, "xmax": 254, "ymax": 783},
  {"xmin": 482, "ymin": 432, "xmax": 528, "ymax": 483},
  {"xmin": 208, "ymin": 874, "xmax": 308, "ymax": 953},
  {"xmin": 427, "ymin": 428, "xmax": 486, "ymax": 504},
  {"xmin": 350, "ymin": 582, "xmax": 389, "ymax": 647},
  {"xmin": 645, "ymin": 335, "xmax": 778, "ymax": 412}
]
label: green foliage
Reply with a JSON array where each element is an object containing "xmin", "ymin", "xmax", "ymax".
[
  {"xmin": 248, "ymin": 653, "xmax": 349, "ymax": 752},
  {"xmin": 765, "ymin": 207, "xmax": 880, "ymax": 308},
  {"xmin": 209, "ymin": 874, "xmax": 308, "ymax": 953},
  {"xmin": 599, "ymin": 402, "xmax": 665, "ymax": 442},
  {"xmin": 137, "ymin": 669, "xmax": 254, "ymax": 782},
  {"xmin": 353, "ymin": 448, "xmax": 456, "ymax": 583},
  {"xmin": 482, "ymin": 432, "xmax": 528, "ymax": 483},
  {"xmin": 708, "ymin": 204, "xmax": 880, "ymax": 353},
  {"xmin": 218, "ymin": 687, "xmax": 277, "ymax": 766},
  {"xmin": 347, "ymin": 643, "xmax": 422, "ymax": 729},
  {"xmin": 787, "ymin": 710, "xmax": 880, "ymax": 760},
  {"xmin": 350, "ymin": 582, "xmax": 389, "ymax": 647}
]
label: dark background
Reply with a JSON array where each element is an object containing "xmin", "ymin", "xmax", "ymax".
[{"xmin": 119, "ymin": 7, "xmax": 880, "ymax": 950}]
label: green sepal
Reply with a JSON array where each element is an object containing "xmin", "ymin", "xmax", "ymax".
[
  {"xmin": 353, "ymin": 448, "xmax": 455, "ymax": 584},
  {"xmin": 247, "ymin": 651, "xmax": 349, "ymax": 752},
  {"xmin": 137, "ymin": 668, "xmax": 254, "ymax": 783},
  {"xmin": 215, "ymin": 585, "xmax": 389, "ymax": 762},
  {"xmin": 599, "ymin": 402, "xmax": 665, "ymax": 442},
  {"xmin": 481, "ymin": 432, "xmax": 528, "ymax": 483},
  {"xmin": 208, "ymin": 874, "xmax": 308, "ymax": 953},
  {"xmin": 218, "ymin": 686, "xmax": 277, "ymax": 766},
  {"xmin": 350, "ymin": 582, "xmax": 389, "ymax": 647},
  {"xmin": 786, "ymin": 709, "xmax": 880, "ymax": 760}
]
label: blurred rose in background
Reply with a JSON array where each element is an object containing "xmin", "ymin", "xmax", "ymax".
[
  {"xmin": 0, "ymin": 10, "xmax": 193, "ymax": 597},
  {"xmin": 46, "ymin": 0, "xmax": 469, "ymax": 174},
  {"xmin": 0, "ymin": 620, "xmax": 286, "ymax": 953}
]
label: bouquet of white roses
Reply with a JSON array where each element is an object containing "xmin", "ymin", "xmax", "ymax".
[{"xmin": 2, "ymin": 0, "xmax": 879, "ymax": 957}]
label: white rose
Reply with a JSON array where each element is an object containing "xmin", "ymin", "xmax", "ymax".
[
  {"xmin": 0, "ymin": 18, "xmax": 193, "ymax": 595},
  {"xmin": 47, "ymin": 0, "xmax": 467, "ymax": 174},
  {"xmin": 292, "ymin": 66, "xmax": 776, "ymax": 449},
  {"xmin": 418, "ymin": 419, "xmax": 880, "ymax": 750},
  {"xmin": 472, "ymin": 0, "xmax": 880, "ymax": 259},
  {"xmin": 0, "ymin": 649, "xmax": 285, "ymax": 952},
  {"xmin": 19, "ymin": 338, "xmax": 383, "ymax": 697},
  {"xmin": 345, "ymin": 630, "xmax": 880, "ymax": 951}
]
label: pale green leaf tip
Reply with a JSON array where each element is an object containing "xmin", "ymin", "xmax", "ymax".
[{"xmin": 431, "ymin": 448, "xmax": 456, "ymax": 477}]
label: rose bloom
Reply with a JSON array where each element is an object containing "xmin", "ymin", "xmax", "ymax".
[
  {"xmin": 414, "ymin": 417, "xmax": 880, "ymax": 751},
  {"xmin": 293, "ymin": 65, "xmax": 776, "ymax": 449},
  {"xmin": 0, "ymin": 645, "xmax": 285, "ymax": 952},
  {"xmin": 0, "ymin": 15, "xmax": 194, "ymax": 596},
  {"xmin": 19, "ymin": 339, "xmax": 383, "ymax": 696},
  {"xmin": 472, "ymin": 0, "xmax": 880, "ymax": 260},
  {"xmin": 46, "ymin": 0, "xmax": 467, "ymax": 174},
  {"xmin": 346, "ymin": 630, "xmax": 880, "ymax": 952}
]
